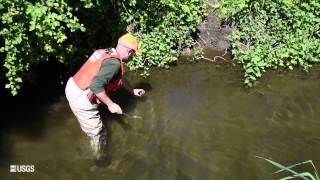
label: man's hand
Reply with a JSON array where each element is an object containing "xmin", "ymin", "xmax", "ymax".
[
  {"xmin": 107, "ymin": 102, "xmax": 123, "ymax": 114},
  {"xmin": 94, "ymin": 91, "xmax": 123, "ymax": 114},
  {"xmin": 133, "ymin": 89, "xmax": 145, "ymax": 97}
]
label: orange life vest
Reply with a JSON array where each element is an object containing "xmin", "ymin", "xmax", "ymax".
[{"xmin": 73, "ymin": 49, "xmax": 124, "ymax": 104}]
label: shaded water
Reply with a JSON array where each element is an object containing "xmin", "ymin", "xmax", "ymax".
[{"xmin": 1, "ymin": 49, "xmax": 320, "ymax": 180}]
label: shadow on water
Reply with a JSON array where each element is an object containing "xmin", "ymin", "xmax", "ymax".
[
  {"xmin": 0, "ymin": 58, "xmax": 151, "ymax": 174},
  {"xmin": 0, "ymin": 60, "xmax": 64, "ymax": 167},
  {"xmin": 95, "ymin": 81, "xmax": 153, "ymax": 168}
]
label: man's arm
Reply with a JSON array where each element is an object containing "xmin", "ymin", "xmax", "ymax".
[
  {"xmin": 122, "ymin": 78, "xmax": 134, "ymax": 95},
  {"xmin": 95, "ymin": 91, "xmax": 122, "ymax": 114},
  {"xmin": 122, "ymin": 78, "xmax": 146, "ymax": 97},
  {"xmin": 88, "ymin": 59, "xmax": 122, "ymax": 114}
]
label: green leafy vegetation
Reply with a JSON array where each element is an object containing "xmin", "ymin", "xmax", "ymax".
[
  {"xmin": 0, "ymin": 0, "xmax": 85, "ymax": 95},
  {"xmin": 216, "ymin": 0, "xmax": 320, "ymax": 87},
  {"xmin": 120, "ymin": 0, "xmax": 207, "ymax": 76},
  {"xmin": 0, "ymin": 0, "xmax": 207, "ymax": 95}
]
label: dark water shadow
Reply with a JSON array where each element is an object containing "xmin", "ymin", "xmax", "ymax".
[
  {"xmin": 94, "ymin": 81, "xmax": 152, "ymax": 168},
  {"xmin": 0, "ymin": 61, "xmax": 65, "ymax": 168}
]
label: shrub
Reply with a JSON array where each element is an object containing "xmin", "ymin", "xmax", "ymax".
[
  {"xmin": 0, "ymin": 0, "xmax": 85, "ymax": 95},
  {"xmin": 216, "ymin": 0, "xmax": 320, "ymax": 87},
  {"xmin": 120, "ymin": 0, "xmax": 208, "ymax": 76}
]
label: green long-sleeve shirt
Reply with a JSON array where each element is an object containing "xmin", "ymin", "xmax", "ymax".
[{"xmin": 88, "ymin": 58, "xmax": 120, "ymax": 94}]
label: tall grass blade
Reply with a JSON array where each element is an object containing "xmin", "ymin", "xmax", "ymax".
[
  {"xmin": 294, "ymin": 172, "xmax": 316, "ymax": 180},
  {"xmin": 281, "ymin": 172, "xmax": 317, "ymax": 180},
  {"xmin": 256, "ymin": 156, "xmax": 309, "ymax": 180},
  {"xmin": 273, "ymin": 160, "xmax": 319, "ymax": 180},
  {"xmin": 309, "ymin": 161, "xmax": 319, "ymax": 180},
  {"xmin": 274, "ymin": 160, "xmax": 312, "ymax": 174},
  {"xmin": 280, "ymin": 175, "xmax": 296, "ymax": 180}
]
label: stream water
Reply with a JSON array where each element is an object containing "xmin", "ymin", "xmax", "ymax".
[{"xmin": 1, "ymin": 49, "xmax": 320, "ymax": 180}]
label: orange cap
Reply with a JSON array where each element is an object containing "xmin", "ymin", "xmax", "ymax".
[{"xmin": 118, "ymin": 33, "xmax": 142, "ymax": 55}]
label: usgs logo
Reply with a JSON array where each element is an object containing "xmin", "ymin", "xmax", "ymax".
[{"xmin": 10, "ymin": 165, "xmax": 35, "ymax": 173}]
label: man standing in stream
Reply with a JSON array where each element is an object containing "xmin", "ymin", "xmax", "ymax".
[{"xmin": 65, "ymin": 33, "xmax": 145, "ymax": 160}]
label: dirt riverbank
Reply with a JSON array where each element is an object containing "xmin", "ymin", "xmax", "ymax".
[{"xmin": 195, "ymin": 0, "xmax": 232, "ymax": 50}]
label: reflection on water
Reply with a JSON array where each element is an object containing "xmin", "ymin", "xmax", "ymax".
[{"xmin": 1, "ymin": 50, "xmax": 320, "ymax": 180}]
